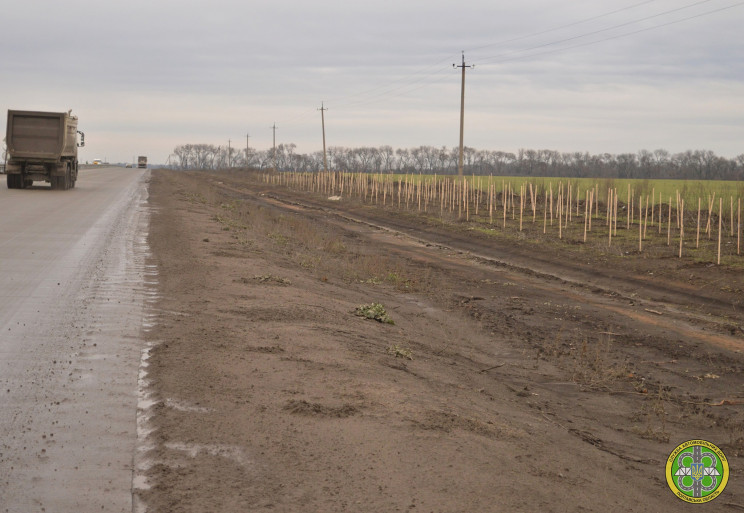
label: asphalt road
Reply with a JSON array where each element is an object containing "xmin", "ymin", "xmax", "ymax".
[{"xmin": 0, "ymin": 167, "xmax": 152, "ymax": 512}]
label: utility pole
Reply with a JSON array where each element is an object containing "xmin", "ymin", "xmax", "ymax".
[
  {"xmin": 271, "ymin": 123, "xmax": 278, "ymax": 173},
  {"xmin": 246, "ymin": 133, "xmax": 250, "ymax": 169},
  {"xmin": 228, "ymin": 139, "xmax": 231, "ymax": 168},
  {"xmin": 454, "ymin": 51, "xmax": 473, "ymax": 177},
  {"xmin": 318, "ymin": 102, "xmax": 328, "ymax": 173}
]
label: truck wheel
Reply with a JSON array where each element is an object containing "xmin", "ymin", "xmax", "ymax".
[
  {"xmin": 8, "ymin": 174, "xmax": 25, "ymax": 189},
  {"xmin": 51, "ymin": 176, "xmax": 62, "ymax": 190}
]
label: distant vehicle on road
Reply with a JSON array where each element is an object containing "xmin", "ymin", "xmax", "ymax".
[
  {"xmin": 93, "ymin": 159, "xmax": 102, "ymax": 165},
  {"xmin": 5, "ymin": 109, "xmax": 85, "ymax": 190},
  {"xmin": 137, "ymin": 156, "xmax": 147, "ymax": 169}
]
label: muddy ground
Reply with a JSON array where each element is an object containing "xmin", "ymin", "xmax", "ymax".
[{"xmin": 140, "ymin": 169, "xmax": 744, "ymax": 512}]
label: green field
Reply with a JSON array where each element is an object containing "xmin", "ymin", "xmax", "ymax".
[{"xmin": 385, "ymin": 174, "xmax": 743, "ymax": 206}]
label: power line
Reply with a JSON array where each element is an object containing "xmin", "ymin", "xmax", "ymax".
[
  {"xmin": 324, "ymin": 1, "xmax": 673, "ymax": 112},
  {"xmin": 478, "ymin": 1, "xmax": 744, "ymax": 66},
  {"xmin": 476, "ymin": 0, "xmax": 724, "ymax": 64},
  {"xmin": 467, "ymin": 0, "xmax": 661, "ymax": 54},
  {"xmin": 264, "ymin": 1, "xmax": 742, "ymax": 151}
]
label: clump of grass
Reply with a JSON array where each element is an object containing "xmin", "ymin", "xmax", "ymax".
[
  {"xmin": 183, "ymin": 191, "xmax": 207, "ymax": 204},
  {"xmin": 212, "ymin": 214, "xmax": 248, "ymax": 231},
  {"xmin": 387, "ymin": 345, "xmax": 413, "ymax": 360},
  {"xmin": 267, "ymin": 232, "xmax": 290, "ymax": 245},
  {"xmin": 633, "ymin": 384, "xmax": 670, "ymax": 443},
  {"xmin": 354, "ymin": 302, "xmax": 395, "ymax": 324},
  {"xmin": 570, "ymin": 336, "xmax": 628, "ymax": 389},
  {"xmin": 252, "ymin": 274, "xmax": 291, "ymax": 285}
]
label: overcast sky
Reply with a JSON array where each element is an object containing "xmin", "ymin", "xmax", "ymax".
[{"xmin": 2, "ymin": 0, "xmax": 743, "ymax": 164}]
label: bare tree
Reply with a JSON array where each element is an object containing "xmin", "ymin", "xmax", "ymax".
[{"xmin": 170, "ymin": 141, "xmax": 744, "ymax": 181}]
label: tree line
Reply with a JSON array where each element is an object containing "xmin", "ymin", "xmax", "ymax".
[{"xmin": 170, "ymin": 143, "xmax": 744, "ymax": 181}]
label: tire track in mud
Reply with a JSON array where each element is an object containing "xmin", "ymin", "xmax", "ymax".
[{"xmin": 211, "ymin": 178, "xmax": 743, "ymax": 354}]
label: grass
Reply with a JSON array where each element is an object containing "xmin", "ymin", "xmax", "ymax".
[
  {"xmin": 386, "ymin": 173, "xmax": 744, "ymax": 208},
  {"xmin": 264, "ymin": 169, "xmax": 744, "ymax": 268},
  {"xmin": 570, "ymin": 337, "xmax": 630, "ymax": 390},
  {"xmin": 354, "ymin": 302, "xmax": 395, "ymax": 324},
  {"xmin": 387, "ymin": 345, "xmax": 413, "ymax": 360}
]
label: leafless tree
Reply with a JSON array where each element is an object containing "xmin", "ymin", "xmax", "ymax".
[{"xmin": 170, "ymin": 141, "xmax": 744, "ymax": 181}]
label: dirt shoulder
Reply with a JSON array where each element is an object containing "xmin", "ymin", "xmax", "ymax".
[{"xmin": 140, "ymin": 169, "xmax": 744, "ymax": 512}]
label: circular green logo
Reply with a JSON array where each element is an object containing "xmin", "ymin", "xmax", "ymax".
[{"xmin": 666, "ymin": 439, "xmax": 729, "ymax": 503}]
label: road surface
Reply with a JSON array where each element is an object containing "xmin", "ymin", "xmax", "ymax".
[{"xmin": 0, "ymin": 167, "xmax": 152, "ymax": 512}]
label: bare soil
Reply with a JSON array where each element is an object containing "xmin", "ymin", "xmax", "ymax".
[{"xmin": 140, "ymin": 169, "xmax": 744, "ymax": 512}]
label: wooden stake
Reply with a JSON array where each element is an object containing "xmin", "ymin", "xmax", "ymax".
[
  {"xmin": 588, "ymin": 189, "xmax": 594, "ymax": 232},
  {"xmin": 503, "ymin": 182, "xmax": 507, "ymax": 229},
  {"xmin": 718, "ymin": 198, "xmax": 722, "ymax": 265},
  {"xmin": 559, "ymin": 192, "xmax": 563, "ymax": 240},
  {"xmin": 696, "ymin": 197, "xmax": 701, "ymax": 249},
  {"xmin": 466, "ymin": 179, "xmax": 469, "ymax": 221},
  {"xmin": 706, "ymin": 192, "xmax": 715, "ymax": 238},
  {"xmin": 568, "ymin": 183, "xmax": 572, "ymax": 223},
  {"xmin": 658, "ymin": 191, "xmax": 662, "ymax": 234},
  {"xmin": 583, "ymin": 189, "xmax": 589, "ymax": 243},
  {"xmin": 530, "ymin": 183, "xmax": 536, "ymax": 222},
  {"xmin": 627, "ymin": 183, "xmax": 631, "ymax": 230},
  {"xmin": 613, "ymin": 188, "xmax": 618, "ymax": 236},
  {"xmin": 511, "ymin": 185, "xmax": 515, "ymax": 220},
  {"xmin": 639, "ymin": 195, "xmax": 643, "ymax": 253},
  {"xmin": 667, "ymin": 198, "xmax": 672, "ymax": 246},
  {"xmin": 489, "ymin": 182, "xmax": 493, "ymax": 224},
  {"xmin": 608, "ymin": 188, "xmax": 613, "ymax": 247},
  {"xmin": 605, "ymin": 188, "xmax": 610, "ymax": 226},
  {"xmin": 731, "ymin": 196, "xmax": 734, "ymax": 237},
  {"xmin": 679, "ymin": 199, "xmax": 684, "ymax": 259},
  {"xmin": 475, "ymin": 176, "xmax": 480, "ymax": 216},
  {"xmin": 519, "ymin": 185, "xmax": 524, "ymax": 232}
]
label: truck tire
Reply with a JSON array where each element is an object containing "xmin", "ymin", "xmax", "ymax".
[
  {"xmin": 7, "ymin": 174, "xmax": 26, "ymax": 189},
  {"xmin": 51, "ymin": 175, "xmax": 63, "ymax": 190}
]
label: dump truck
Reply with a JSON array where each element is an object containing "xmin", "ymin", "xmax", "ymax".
[
  {"xmin": 137, "ymin": 156, "xmax": 147, "ymax": 168},
  {"xmin": 5, "ymin": 110, "xmax": 85, "ymax": 190}
]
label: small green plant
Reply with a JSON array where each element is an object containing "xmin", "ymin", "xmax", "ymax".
[
  {"xmin": 354, "ymin": 302, "xmax": 395, "ymax": 324},
  {"xmin": 387, "ymin": 345, "xmax": 413, "ymax": 360}
]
